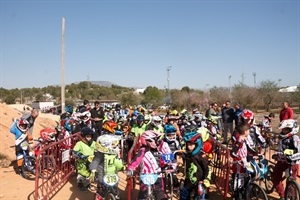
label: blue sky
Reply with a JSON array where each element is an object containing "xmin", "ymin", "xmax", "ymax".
[{"xmin": 1, "ymin": 0, "xmax": 299, "ymax": 90}]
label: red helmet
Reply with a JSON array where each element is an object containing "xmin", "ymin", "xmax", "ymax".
[
  {"xmin": 241, "ymin": 109, "xmax": 254, "ymax": 120},
  {"xmin": 40, "ymin": 128, "xmax": 57, "ymax": 142},
  {"xmin": 17, "ymin": 119, "xmax": 29, "ymax": 132}
]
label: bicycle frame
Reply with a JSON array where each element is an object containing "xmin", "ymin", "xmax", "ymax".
[{"xmin": 140, "ymin": 173, "xmax": 158, "ymax": 200}]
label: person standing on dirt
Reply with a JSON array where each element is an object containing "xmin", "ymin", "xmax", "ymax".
[
  {"xmin": 279, "ymin": 101, "xmax": 294, "ymax": 122},
  {"xmin": 22, "ymin": 108, "xmax": 39, "ymax": 136},
  {"xmin": 234, "ymin": 102, "xmax": 243, "ymax": 127},
  {"xmin": 10, "ymin": 118, "xmax": 32, "ymax": 178},
  {"xmin": 221, "ymin": 100, "xmax": 235, "ymax": 144},
  {"xmin": 90, "ymin": 101, "xmax": 104, "ymax": 140}
]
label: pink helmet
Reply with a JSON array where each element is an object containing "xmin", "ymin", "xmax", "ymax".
[
  {"xmin": 241, "ymin": 109, "xmax": 254, "ymax": 120},
  {"xmin": 140, "ymin": 130, "xmax": 161, "ymax": 149}
]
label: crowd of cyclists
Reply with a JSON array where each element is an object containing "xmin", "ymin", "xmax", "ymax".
[{"xmin": 9, "ymin": 100, "xmax": 300, "ymax": 200}]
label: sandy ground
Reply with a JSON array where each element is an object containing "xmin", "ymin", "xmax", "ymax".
[{"xmin": 0, "ymin": 162, "xmax": 290, "ymax": 200}]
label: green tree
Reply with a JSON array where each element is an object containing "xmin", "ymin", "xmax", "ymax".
[
  {"xmin": 142, "ymin": 86, "xmax": 164, "ymax": 107},
  {"xmin": 119, "ymin": 91, "xmax": 142, "ymax": 106},
  {"xmin": 232, "ymin": 83, "xmax": 256, "ymax": 109},
  {"xmin": 257, "ymin": 80, "xmax": 279, "ymax": 111},
  {"xmin": 4, "ymin": 95, "xmax": 16, "ymax": 104},
  {"xmin": 181, "ymin": 86, "xmax": 191, "ymax": 93},
  {"xmin": 35, "ymin": 93, "xmax": 44, "ymax": 101}
]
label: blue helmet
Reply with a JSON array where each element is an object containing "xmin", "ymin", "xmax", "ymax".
[
  {"xmin": 164, "ymin": 124, "xmax": 177, "ymax": 134},
  {"xmin": 65, "ymin": 105, "xmax": 73, "ymax": 114},
  {"xmin": 63, "ymin": 119, "xmax": 72, "ymax": 132},
  {"xmin": 183, "ymin": 131, "xmax": 203, "ymax": 156},
  {"xmin": 164, "ymin": 124, "xmax": 177, "ymax": 142}
]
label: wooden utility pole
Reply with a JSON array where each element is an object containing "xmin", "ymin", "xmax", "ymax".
[{"xmin": 61, "ymin": 17, "xmax": 65, "ymax": 113}]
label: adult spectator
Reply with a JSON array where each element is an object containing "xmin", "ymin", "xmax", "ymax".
[
  {"xmin": 205, "ymin": 102, "xmax": 218, "ymax": 118},
  {"xmin": 22, "ymin": 108, "xmax": 39, "ymax": 135},
  {"xmin": 90, "ymin": 101, "xmax": 104, "ymax": 140},
  {"xmin": 234, "ymin": 102, "xmax": 243, "ymax": 127},
  {"xmin": 77, "ymin": 99, "xmax": 90, "ymax": 112},
  {"xmin": 279, "ymin": 101, "xmax": 294, "ymax": 122},
  {"xmin": 221, "ymin": 100, "xmax": 235, "ymax": 144}
]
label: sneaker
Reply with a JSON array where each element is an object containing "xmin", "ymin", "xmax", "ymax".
[{"xmin": 79, "ymin": 186, "xmax": 88, "ymax": 192}]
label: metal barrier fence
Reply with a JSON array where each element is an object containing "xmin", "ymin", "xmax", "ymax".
[
  {"xmin": 34, "ymin": 132, "xmax": 81, "ymax": 200},
  {"xmin": 211, "ymin": 140, "xmax": 231, "ymax": 199},
  {"xmin": 126, "ymin": 136, "xmax": 140, "ymax": 200}
]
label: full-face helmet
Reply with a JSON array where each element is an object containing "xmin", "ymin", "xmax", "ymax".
[
  {"xmin": 278, "ymin": 119, "xmax": 299, "ymax": 137},
  {"xmin": 17, "ymin": 118, "xmax": 29, "ymax": 132},
  {"xmin": 96, "ymin": 134, "xmax": 121, "ymax": 154},
  {"xmin": 103, "ymin": 121, "xmax": 118, "ymax": 134},
  {"xmin": 247, "ymin": 159, "xmax": 268, "ymax": 181},
  {"xmin": 140, "ymin": 130, "xmax": 161, "ymax": 149},
  {"xmin": 40, "ymin": 128, "xmax": 57, "ymax": 142},
  {"xmin": 79, "ymin": 111, "xmax": 91, "ymax": 123},
  {"xmin": 241, "ymin": 109, "xmax": 254, "ymax": 124},
  {"xmin": 152, "ymin": 116, "xmax": 162, "ymax": 127},
  {"xmin": 183, "ymin": 130, "xmax": 203, "ymax": 156},
  {"xmin": 164, "ymin": 124, "xmax": 177, "ymax": 143},
  {"xmin": 207, "ymin": 115, "xmax": 219, "ymax": 125},
  {"xmin": 65, "ymin": 105, "xmax": 73, "ymax": 114},
  {"xmin": 136, "ymin": 114, "xmax": 145, "ymax": 126},
  {"xmin": 144, "ymin": 114, "xmax": 151, "ymax": 124}
]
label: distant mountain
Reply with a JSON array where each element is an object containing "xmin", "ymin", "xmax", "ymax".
[{"xmin": 90, "ymin": 81, "xmax": 117, "ymax": 87}]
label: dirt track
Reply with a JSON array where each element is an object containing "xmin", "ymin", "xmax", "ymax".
[{"xmin": 1, "ymin": 161, "xmax": 293, "ymax": 200}]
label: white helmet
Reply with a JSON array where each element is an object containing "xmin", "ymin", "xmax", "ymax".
[
  {"xmin": 278, "ymin": 119, "xmax": 299, "ymax": 135},
  {"xmin": 96, "ymin": 134, "xmax": 121, "ymax": 154},
  {"xmin": 79, "ymin": 111, "xmax": 91, "ymax": 123}
]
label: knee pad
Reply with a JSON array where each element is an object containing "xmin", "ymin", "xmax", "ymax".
[{"xmin": 180, "ymin": 186, "xmax": 189, "ymax": 200}]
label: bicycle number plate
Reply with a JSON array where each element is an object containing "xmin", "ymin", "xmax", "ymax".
[
  {"xmin": 103, "ymin": 174, "xmax": 119, "ymax": 186},
  {"xmin": 162, "ymin": 153, "xmax": 174, "ymax": 162},
  {"xmin": 140, "ymin": 174, "xmax": 158, "ymax": 185},
  {"xmin": 20, "ymin": 141, "xmax": 29, "ymax": 151}
]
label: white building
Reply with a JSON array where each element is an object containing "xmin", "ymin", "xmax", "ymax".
[
  {"xmin": 134, "ymin": 88, "xmax": 146, "ymax": 94},
  {"xmin": 31, "ymin": 101, "xmax": 54, "ymax": 111},
  {"xmin": 279, "ymin": 86, "xmax": 298, "ymax": 93}
]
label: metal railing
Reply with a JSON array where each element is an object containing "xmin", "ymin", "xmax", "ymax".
[{"xmin": 34, "ymin": 132, "xmax": 81, "ymax": 200}]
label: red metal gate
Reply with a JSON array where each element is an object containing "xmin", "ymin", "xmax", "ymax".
[{"xmin": 34, "ymin": 132, "xmax": 81, "ymax": 200}]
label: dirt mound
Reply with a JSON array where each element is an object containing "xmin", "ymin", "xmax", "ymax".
[{"xmin": 0, "ymin": 103, "xmax": 59, "ymax": 163}]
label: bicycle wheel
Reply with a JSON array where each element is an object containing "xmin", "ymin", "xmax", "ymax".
[
  {"xmin": 104, "ymin": 192, "xmax": 116, "ymax": 200},
  {"xmin": 177, "ymin": 179, "xmax": 184, "ymax": 199},
  {"xmin": 39, "ymin": 155, "xmax": 56, "ymax": 179},
  {"xmin": 228, "ymin": 179, "xmax": 234, "ymax": 195},
  {"xmin": 246, "ymin": 182, "xmax": 268, "ymax": 200},
  {"xmin": 264, "ymin": 164, "xmax": 274, "ymax": 194},
  {"xmin": 166, "ymin": 172, "xmax": 174, "ymax": 200},
  {"xmin": 22, "ymin": 156, "xmax": 36, "ymax": 180},
  {"xmin": 285, "ymin": 179, "xmax": 300, "ymax": 200}
]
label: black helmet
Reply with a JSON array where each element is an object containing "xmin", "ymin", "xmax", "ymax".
[
  {"xmin": 81, "ymin": 127, "xmax": 94, "ymax": 137},
  {"xmin": 136, "ymin": 114, "xmax": 145, "ymax": 122}
]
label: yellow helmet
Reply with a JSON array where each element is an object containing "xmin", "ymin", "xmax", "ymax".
[
  {"xmin": 197, "ymin": 127, "xmax": 210, "ymax": 142},
  {"xmin": 96, "ymin": 134, "xmax": 121, "ymax": 154}
]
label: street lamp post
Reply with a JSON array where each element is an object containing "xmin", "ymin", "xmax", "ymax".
[{"xmin": 167, "ymin": 66, "xmax": 172, "ymax": 105}]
